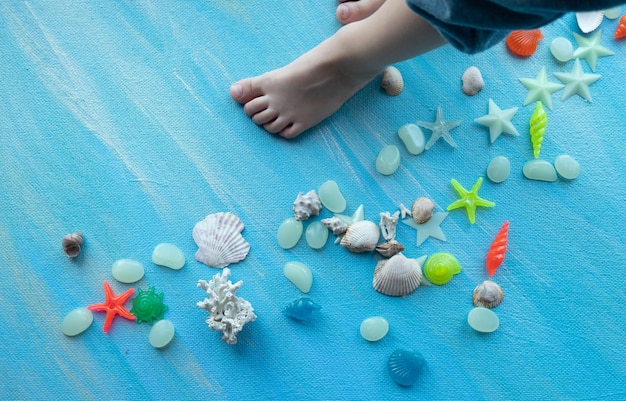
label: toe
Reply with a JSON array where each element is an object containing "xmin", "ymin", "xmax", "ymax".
[
  {"xmin": 336, "ymin": 0, "xmax": 384, "ymax": 24},
  {"xmin": 230, "ymin": 77, "xmax": 264, "ymax": 104},
  {"xmin": 252, "ymin": 109, "xmax": 278, "ymax": 125},
  {"xmin": 243, "ymin": 97, "xmax": 269, "ymax": 116},
  {"xmin": 279, "ymin": 123, "xmax": 305, "ymax": 139},
  {"xmin": 264, "ymin": 118, "xmax": 291, "ymax": 135}
]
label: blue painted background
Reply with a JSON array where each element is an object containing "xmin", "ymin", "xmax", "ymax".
[{"xmin": 1, "ymin": 1, "xmax": 625, "ymax": 400}]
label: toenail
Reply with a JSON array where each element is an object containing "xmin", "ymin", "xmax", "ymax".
[
  {"xmin": 231, "ymin": 84, "xmax": 243, "ymax": 98},
  {"xmin": 338, "ymin": 5, "xmax": 349, "ymax": 20}
]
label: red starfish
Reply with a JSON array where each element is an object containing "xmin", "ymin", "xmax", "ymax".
[{"xmin": 88, "ymin": 281, "xmax": 135, "ymax": 333}]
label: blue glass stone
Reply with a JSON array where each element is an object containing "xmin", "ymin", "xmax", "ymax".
[
  {"xmin": 387, "ymin": 349, "xmax": 425, "ymax": 386},
  {"xmin": 284, "ymin": 297, "xmax": 321, "ymax": 321}
]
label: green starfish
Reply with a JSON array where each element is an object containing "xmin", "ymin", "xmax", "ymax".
[
  {"xmin": 447, "ymin": 177, "xmax": 495, "ymax": 224},
  {"xmin": 474, "ymin": 98, "xmax": 519, "ymax": 143},
  {"xmin": 553, "ymin": 58, "xmax": 601, "ymax": 102},
  {"xmin": 572, "ymin": 30, "xmax": 614, "ymax": 72},
  {"xmin": 519, "ymin": 67, "xmax": 564, "ymax": 110},
  {"xmin": 130, "ymin": 287, "xmax": 168, "ymax": 324}
]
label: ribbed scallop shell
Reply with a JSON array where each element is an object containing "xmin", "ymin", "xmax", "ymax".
[
  {"xmin": 576, "ymin": 11, "xmax": 604, "ymax": 34},
  {"xmin": 373, "ymin": 254, "xmax": 422, "ymax": 296},
  {"xmin": 472, "ymin": 280, "xmax": 504, "ymax": 309},
  {"xmin": 387, "ymin": 349, "xmax": 425, "ymax": 387},
  {"xmin": 192, "ymin": 212, "xmax": 250, "ymax": 268},
  {"xmin": 293, "ymin": 190, "xmax": 322, "ymax": 221},
  {"xmin": 614, "ymin": 15, "xmax": 626, "ymax": 39},
  {"xmin": 381, "ymin": 66, "xmax": 403, "ymax": 96},
  {"xmin": 506, "ymin": 29, "xmax": 543, "ymax": 56},
  {"xmin": 340, "ymin": 220, "xmax": 380, "ymax": 253}
]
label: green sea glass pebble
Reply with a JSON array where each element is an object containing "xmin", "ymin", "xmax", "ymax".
[
  {"xmin": 604, "ymin": 6, "xmax": 622, "ymax": 19},
  {"xmin": 467, "ymin": 307, "xmax": 500, "ymax": 333},
  {"xmin": 283, "ymin": 261, "xmax": 313, "ymax": 293},
  {"xmin": 486, "ymin": 156, "xmax": 511, "ymax": 183},
  {"xmin": 398, "ymin": 124, "xmax": 425, "ymax": 155},
  {"xmin": 376, "ymin": 145, "xmax": 401, "ymax": 175},
  {"xmin": 152, "ymin": 243, "xmax": 185, "ymax": 270},
  {"xmin": 550, "ymin": 37, "xmax": 574, "ymax": 62},
  {"xmin": 111, "ymin": 258, "xmax": 145, "ymax": 284},
  {"xmin": 149, "ymin": 319, "xmax": 175, "ymax": 348},
  {"xmin": 61, "ymin": 307, "xmax": 94, "ymax": 336},
  {"xmin": 523, "ymin": 159, "xmax": 557, "ymax": 182},
  {"xmin": 277, "ymin": 217, "xmax": 303, "ymax": 249},
  {"xmin": 360, "ymin": 316, "xmax": 389, "ymax": 341},
  {"xmin": 554, "ymin": 154, "xmax": 580, "ymax": 180},
  {"xmin": 305, "ymin": 221, "xmax": 329, "ymax": 249},
  {"xmin": 318, "ymin": 180, "xmax": 346, "ymax": 213}
]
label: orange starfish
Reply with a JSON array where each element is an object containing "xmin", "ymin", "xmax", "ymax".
[{"xmin": 88, "ymin": 281, "xmax": 135, "ymax": 333}]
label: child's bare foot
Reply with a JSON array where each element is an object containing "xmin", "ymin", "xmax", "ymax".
[{"xmin": 336, "ymin": 0, "xmax": 386, "ymax": 24}]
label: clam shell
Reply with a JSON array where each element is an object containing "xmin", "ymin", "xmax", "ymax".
[
  {"xmin": 411, "ymin": 197, "xmax": 435, "ymax": 224},
  {"xmin": 373, "ymin": 254, "xmax": 422, "ymax": 296},
  {"xmin": 387, "ymin": 349, "xmax": 425, "ymax": 387},
  {"xmin": 576, "ymin": 11, "xmax": 604, "ymax": 33},
  {"xmin": 293, "ymin": 190, "xmax": 322, "ymax": 221},
  {"xmin": 192, "ymin": 212, "xmax": 250, "ymax": 268},
  {"xmin": 340, "ymin": 220, "xmax": 380, "ymax": 253},
  {"xmin": 506, "ymin": 29, "xmax": 543, "ymax": 56},
  {"xmin": 381, "ymin": 66, "xmax": 403, "ymax": 96},
  {"xmin": 375, "ymin": 240, "xmax": 405, "ymax": 258},
  {"xmin": 62, "ymin": 232, "xmax": 83, "ymax": 258},
  {"xmin": 472, "ymin": 280, "xmax": 504, "ymax": 309}
]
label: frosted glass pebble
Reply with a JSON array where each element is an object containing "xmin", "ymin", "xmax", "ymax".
[
  {"xmin": 111, "ymin": 258, "xmax": 144, "ymax": 284},
  {"xmin": 149, "ymin": 319, "xmax": 175, "ymax": 348},
  {"xmin": 486, "ymin": 156, "xmax": 511, "ymax": 183},
  {"xmin": 318, "ymin": 180, "xmax": 346, "ymax": 213},
  {"xmin": 398, "ymin": 124, "xmax": 425, "ymax": 155},
  {"xmin": 604, "ymin": 6, "xmax": 622, "ymax": 19},
  {"xmin": 550, "ymin": 37, "xmax": 574, "ymax": 62},
  {"xmin": 554, "ymin": 154, "xmax": 580, "ymax": 180},
  {"xmin": 523, "ymin": 159, "xmax": 557, "ymax": 182},
  {"xmin": 305, "ymin": 221, "xmax": 329, "ymax": 249},
  {"xmin": 360, "ymin": 316, "xmax": 389, "ymax": 341},
  {"xmin": 152, "ymin": 243, "xmax": 185, "ymax": 270},
  {"xmin": 277, "ymin": 217, "xmax": 303, "ymax": 249},
  {"xmin": 376, "ymin": 145, "xmax": 401, "ymax": 175},
  {"xmin": 467, "ymin": 307, "xmax": 500, "ymax": 333},
  {"xmin": 61, "ymin": 307, "xmax": 94, "ymax": 336},
  {"xmin": 283, "ymin": 261, "xmax": 313, "ymax": 293}
]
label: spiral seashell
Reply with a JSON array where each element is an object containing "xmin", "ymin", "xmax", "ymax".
[
  {"xmin": 340, "ymin": 220, "xmax": 380, "ymax": 253},
  {"xmin": 529, "ymin": 101, "xmax": 547, "ymax": 158},
  {"xmin": 293, "ymin": 190, "xmax": 322, "ymax": 221},
  {"xmin": 423, "ymin": 252, "xmax": 461, "ymax": 285},
  {"xmin": 461, "ymin": 66, "xmax": 484, "ymax": 96},
  {"xmin": 375, "ymin": 240, "xmax": 405, "ymax": 258},
  {"xmin": 614, "ymin": 15, "xmax": 626, "ymax": 39},
  {"xmin": 373, "ymin": 254, "xmax": 422, "ymax": 296},
  {"xmin": 387, "ymin": 349, "xmax": 426, "ymax": 387},
  {"xmin": 411, "ymin": 197, "xmax": 435, "ymax": 224},
  {"xmin": 192, "ymin": 212, "xmax": 250, "ymax": 268},
  {"xmin": 321, "ymin": 216, "xmax": 348, "ymax": 236},
  {"xmin": 381, "ymin": 66, "xmax": 403, "ymax": 96},
  {"xmin": 506, "ymin": 29, "xmax": 543, "ymax": 56},
  {"xmin": 284, "ymin": 297, "xmax": 321, "ymax": 321},
  {"xmin": 472, "ymin": 280, "xmax": 504, "ymax": 309},
  {"xmin": 62, "ymin": 232, "xmax": 83, "ymax": 258}
]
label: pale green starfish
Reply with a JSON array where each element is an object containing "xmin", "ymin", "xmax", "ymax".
[
  {"xmin": 402, "ymin": 212, "xmax": 448, "ymax": 246},
  {"xmin": 553, "ymin": 58, "xmax": 601, "ymax": 102},
  {"xmin": 572, "ymin": 30, "xmax": 614, "ymax": 72},
  {"xmin": 417, "ymin": 105, "xmax": 462, "ymax": 150},
  {"xmin": 519, "ymin": 67, "xmax": 564, "ymax": 109},
  {"xmin": 474, "ymin": 98, "xmax": 519, "ymax": 143},
  {"xmin": 447, "ymin": 177, "xmax": 495, "ymax": 224}
]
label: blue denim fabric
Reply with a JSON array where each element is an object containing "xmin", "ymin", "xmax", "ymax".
[{"xmin": 406, "ymin": 0, "xmax": 625, "ymax": 53}]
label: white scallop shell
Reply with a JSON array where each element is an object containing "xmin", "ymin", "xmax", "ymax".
[
  {"xmin": 411, "ymin": 197, "xmax": 435, "ymax": 224},
  {"xmin": 340, "ymin": 220, "xmax": 380, "ymax": 253},
  {"xmin": 321, "ymin": 216, "xmax": 348, "ymax": 236},
  {"xmin": 192, "ymin": 212, "xmax": 250, "ymax": 268},
  {"xmin": 293, "ymin": 190, "xmax": 322, "ymax": 221},
  {"xmin": 472, "ymin": 280, "xmax": 504, "ymax": 308},
  {"xmin": 576, "ymin": 11, "xmax": 604, "ymax": 33},
  {"xmin": 381, "ymin": 66, "xmax": 404, "ymax": 96},
  {"xmin": 461, "ymin": 66, "xmax": 485, "ymax": 96},
  {"xmin": 373, "ymin": 254, "xmax": 422, "ymax": 296}
]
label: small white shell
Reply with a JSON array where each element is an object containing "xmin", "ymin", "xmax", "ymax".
[
  {"xmin": 192, "ymin": 212, "xmax": 250, "ymax": 268},
  {"xmin": 472, "ymin": 280, "xmax": 504, "ymax": 309},
  {"xmin": 461, "ymin": 66, "xmax": 485, "ymax": 96},
  {"xmin": 576, "ymin": 11, "xmax": 604, "ymax": 33},
  {"xmin": 411, "ymin": 197, "xmax": 435, "ymax": 224},
  {"xmin": 340, "ymin": 220, "xmax": 380, "ymax": 253},
  {"xmin": 375, "ymin": 240, "xmax": 405, "ymax": 258},
  {"xmin": 321, "ymin": 216, "xmax": 348, "ymax": 236},
  {"xmin": 62, "ymin": 232, "xmax": 83, "ymax": 258},
  {"xmin": 381, "ymin": 66, "xmax": 404, "ymax": 96},
  {"xmin": 373, "ymin": 254, "xmax": 422, "ymax": 296},
  {"xmin": 293, "ymin": 190, "xmax": 322, "ymax": 221}
]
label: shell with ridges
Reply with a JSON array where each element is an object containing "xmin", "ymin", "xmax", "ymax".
[
  {"xmin": 614, "ymin": 14, "xmax": 626, "ymax": 39},
  {"xmin": 321, "ymin": 216, "xmax": 348, "ymax": 236},
  {"xmin": 529, "ymin": 101, "xmax": 547, "ymax": 158},
  {"xmin": 62, "ymin": 232, "xmax": 84, "ymax": 258},
  {"xmin": 381, "ymin": 66, "xmax": 403, "ymax": 96},
  {"xmin": 506, "ymin": 29, "xmax": 544, "ymax": 56},
  {"xmin": 387, "ymin": 349, "xmax": 426, "ymax": 387},
  {"xmin": 340, "ymin": 220, "xmax": 380, "ymax": 253},
  {"xmin": 472, "ymin": 280, "xmax": 504, "ymax": 309},
  {"xmin": 576, "ymin": 11, "xmax": 604, "ymax": 33},
  {"xmin": 192, "ymin": 212, "xmax": 250, "ymax": 268},
  {"xmin": 411, "ymin": 197, "xmax": 435, "ymax": 224},
  {"xmin": 373, "ymin": 254, "xmax": 422, "ymax": 296},
  {"xmin": 375, "ymin": 240, "xmax": 405, "ymax": 258},
  {"xmin": 293, "ymin": 190, "xmax": 322, "ymax": 221}
]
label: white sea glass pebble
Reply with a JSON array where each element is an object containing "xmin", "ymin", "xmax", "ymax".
[
  {"xmin": 604, "ymin": 6, "xmax": 622, "ymax": 19},
  {"xmin": 111, "ymin": 258, "xmax": 145, "ymax": 284},
  {"xmin": 523, "ymin": 159, "xmax": 557, "ymax": 182},
  {"xmin": 305, "ymin": 221, "xmax": 329, "ymax": 249},
  {"xmin": 486, "ymin": 156, "xmax": 511, "ymax": 183},
  {"xmin": 376, "ymin": 145, "xmax": 401, "ymax": 175},
  {"xmin": 398, "ymin": 124, "xmax": 425, "ymax": 155},
  {"xmin": 550, "ymin": 37, "xmax": 574, "ymax": 62},
  {"xmin": 277, "ymin": 217, "xmax": 303, "ymax": 249},
  {"xmin": 360, "ymin": 316, "xmax": 389, "ymax": 341},
  {"xmin": 152, "ymin": 243, "xmax": 185, "ymax": 270},
  {"xmin": 318, "ymin": 180, "xmax": 347, "ymax": 213},
  {"xmin": 149, "ymin": 319, "xmax": 175, "ymax": 348},
  {"xmin": 61, "ymin": 307, "xmax": 94, "ymax": 336},
  {"xmin": 467, "ymin": 307, "xmax": 500, "ymax": 333},
  {"xmin": 283, "ymin": 261, "xmax": 313, "ymax": 293},
  {"xmin": 554, "ymin": 154, "xmax": 580, "ymax": 180}
]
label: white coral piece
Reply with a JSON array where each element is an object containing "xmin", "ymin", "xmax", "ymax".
[
  {"xmin": 379, "ymin": 211, "xmax": 400, "ymax": 241},
  {"xmin": 197, "ymin": 268, "xmax": 257, "ymax": 345},
  {"xmin": 293, "ymin": 190, "xmax": 322, "ymax": 221}
]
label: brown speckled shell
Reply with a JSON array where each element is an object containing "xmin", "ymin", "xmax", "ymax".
[{"xmin": 381, "ymin": 66, "xmax": 404, "ymax": 96}]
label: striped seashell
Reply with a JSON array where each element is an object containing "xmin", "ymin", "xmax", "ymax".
[
  {"xmin": 62, "ymin": 232, "xmax": 83, "ymax": 258},
  {"xmin": 192, "ymin": 212, "xmax": 250, "ymax": 268},
  {"xmin": 373, "ymin": 254, "xmax": 422, "ymax": 297},
  {"xmin": 375, "ymin": 240, "xmax": 405, "ymax": 258},
  {"xmin": 486, "ymin": 220, "xmax": 509, "ymax": 276},
  {"xmin": 614, "ymin": 14, "xmax": 626, "ymax": 39},
  {"xmin": 381, "ymin": 66, "xmax": 404, "ymax": 96},
  {"xmin": 472, "ymin": 280, "xmax": 504, "ymax": 309},
  {"xmin": 340, "ymin": 220, "xmax": 380, "ymax": 253},
  {"xmin": 506, "ymin": 29, "xmax": 544, "ymax": 56},
  {"xmin": 576, "ymin": 11, "xmax": 604, "ymax": 34},
  {"xmin": 387, "ymin": 349, "xmax": 426, "ymax": 387},
  {"xmin": 529, "ymin": 101, "xmax": 547, "ymax": 158}
]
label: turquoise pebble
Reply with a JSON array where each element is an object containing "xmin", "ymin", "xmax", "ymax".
[
  {"xmin": 467, "ymin": 307, "xmax": 500, "ymax": 333},
  {"xmin": 376, "ymin": 145, "xmax": 401, "ymax": 175},
  {"xmin": 387, "ymin": 349, "xmax": 425, "ymax": 386},
  {"xmin": 305, "ymin": 221, "xmax": 329, "ymax": 249},
  {"xmin": 397, "ymin": 124, "xmax": 425, "ymax": 155},
  {"xmin": 486, "ymin": 156, "xmax": 511, "ymax": 183},
  {"xmin": 554, "ymin": 154, "xmax": 580, "ymax": 180},
  {"xmin": 360, "ymin": 316, "xmax": 389, "ymax": 341},
  {"xmin": 318, "ymin": 180, "xmax": 346, "ymax": 213},
  {"xmin": 149, "ymin": 319, "xmax": 175, "ymax": 348},
  {"xmin": 550, "ymin": 37, "xmax": 573, "ymax": 62},
  {"xmin": 152, "ymin": 243, "xmax": 185, "ymax": 270},
  {"xmin": 111, "ymin": 258, "xmax": 144, "ymax": 284},
  {"xmin": 523, "ymin": 159, "xmax": 557, "ymax": 182},
  {"xmin": 61, "ymin": 307, "xmax": 94, "ymax": 336},
  {"xmin": 277, "ymin": 217, "xmax": 303, "ymax": 249},
  {"xmin": 283, "ymin": 261, "xmax": 313, "ymax": 293}
]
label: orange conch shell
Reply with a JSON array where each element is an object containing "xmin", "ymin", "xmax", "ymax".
[
  {"xmin": 486, "ymin": 220, "xmax": 509, "ymax": 276},
  {"xmin": 506, "ymin": 29, "xmax": 544, "ymax": 56},
  {"xmin": 614, "ymin": 15, "xmax": 626, "ymax": 39}
]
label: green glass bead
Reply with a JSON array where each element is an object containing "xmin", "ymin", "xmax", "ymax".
[
  {"xmin": 376, "ymin": 145, "xmax": 401, "ymax": 175},
  {"xmin": 423, "ymin": 252, "xmax": 461, "ymax": 285},
  {"xmin": 318, "ymin": 180, "xmax": 346, "ymax": 213},
  {"xmin": 550, "ymin": 37, "xmax": 573, "ymax": 62},
  {"xmin": 467, "ymin": 307, "xmax": 500, "ymax": 333},
  {"xmin": 61, "ymin": 307, "xmax": 94, "ymax": 336},
  {"xmin": 130, "ymin": 287, "xmax": 168, "ymax": 324},
  {"xmin": 360, "ymin": 316, "xmax": 389, "ymax": 341},
  {"xmin": 554, "ymin": 154, "xmax": 580, "ymax": 180},
  {"xmin": 305, "ymin": 221, "xmax": 329, "ymax": 249},
  {"xmin": 277, "ymin": 217, "xmax": 303, "ymax": 249},
  {"xmin": 152, "ymin": 243, "xmax": 185, "ymax": 270},
  {"xmin": 283, "ymin": 261, "xmax": 313, "ymax": 293},
  {"xmin": 398, "ymin": 124, "xmax": 425, "ymax": 155},
  {"xmin": 149, "ymin": 319, "xmax": 175, "ymax": 348},
  {"xmin": 486, "ymin": 156, "xmax": 511, "ymax": 183},
  {"xmin": 523, "ymin": 159, "xmax": 557, "ymax": 182},
  {"xmin": 111, "ymin": 258, "xmax": 144, "ymax": 284}
]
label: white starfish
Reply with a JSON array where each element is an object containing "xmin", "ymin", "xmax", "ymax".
[
  {"xmin": 553, "ymin": 58, "xmax": 601, "ymax": 101},
  {"xmin": 572, "ymin": 30, "xmax": 614, "ymax": 72},
  {"xmin": 417, "ymin": 105, "xmax": 462, "ymax": 150},
  {"xmin": 474, "ymin": 98, "xmax": 519, "ymax": 143},
  {"xmin": 402, "ymin": 212, "xmax": 448, "ymax": 246},
  {"xmin": 519, "ymin": 67, "xmax": 564, "ymax": 109}
]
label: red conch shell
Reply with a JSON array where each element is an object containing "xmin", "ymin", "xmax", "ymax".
[
  {"xmin": 506, "ymin": 29, "xmax": 544, "ymax": 56},
  {"xmin": 486, "ymin": 220, "xmax": 509, "ymax": 276},
  {"xmin": 614, "ymin": 15, "xmax": 626, "ymax": 39}
]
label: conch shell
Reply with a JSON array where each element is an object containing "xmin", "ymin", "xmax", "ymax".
[
  {"xmin": 375, "ymin": 240, "xmax": 405, "ymax": 258},
  {"xmin": 293, "ymin": 190, "xmax": 322, "ymax": 221}
]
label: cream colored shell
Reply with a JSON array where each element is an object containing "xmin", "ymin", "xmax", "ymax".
[
  {"xmin": 340, "ymin": 220, "xmax": 380, "ymax": 253},
  {"xmin": 321, "ymin": 216, "xmax": 348, "ymax": 236},
  {"xmin": 375, "ymin": 240, "xmax": 405, "ymax": 258},
  {"xmin": 472, "ymin": 280, "xmax": 504, "ymax": 308},
  {"xmin": 412, "ymin": 197, "xmax": 435, "ymax": 224},
  {"xmin": 293, "ymin": 190, "xmax": 322, "ymax": 221},
  {"xmin": 373, "ymin": 253, "xmax": 422, "ymax": 296},
  {"xmin": 192, "ymin": 212, "xmax": 250, "ymax": 268},
  {"xmin": 381, "ymin": 66, "xmax": 404, "ymax": 96}
]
